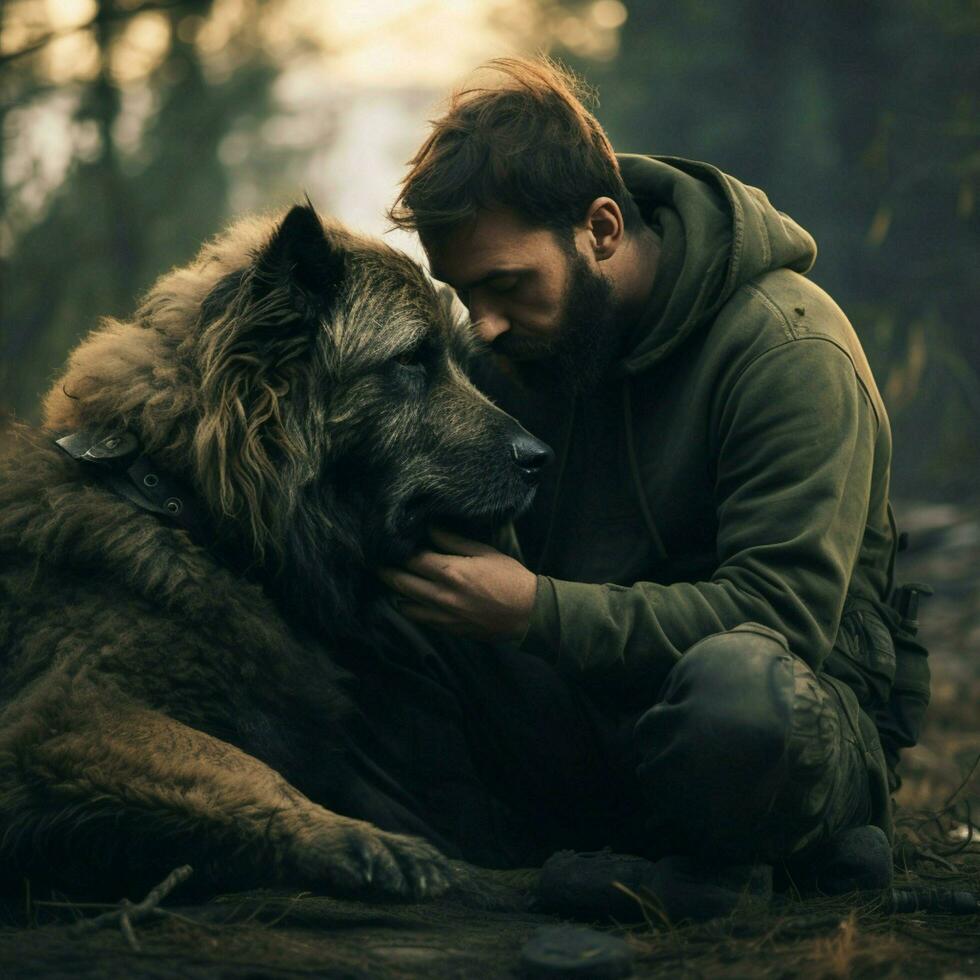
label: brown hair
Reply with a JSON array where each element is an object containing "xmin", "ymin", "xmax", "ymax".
[{"xmin": 388, "ymin": 57, "xmax": 642, "ymax": 244}]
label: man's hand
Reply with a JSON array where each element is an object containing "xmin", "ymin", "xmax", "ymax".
[{"xmin": 378, "ymin": 528, "xmax": 538, "ymax": 643}]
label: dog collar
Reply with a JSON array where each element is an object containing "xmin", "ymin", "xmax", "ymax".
[{"xmin": 55, "ymin": 429, "xmax": 212, "ymax": 546}]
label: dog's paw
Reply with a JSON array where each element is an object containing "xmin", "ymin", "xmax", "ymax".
[{"xmin": 295, "ymin": 817, "xmax": 454, "ymax": 900}]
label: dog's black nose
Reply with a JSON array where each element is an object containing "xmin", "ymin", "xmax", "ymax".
[{"xmin": 510, "ymin": 434, "xmax": 554, "ymax": 482}]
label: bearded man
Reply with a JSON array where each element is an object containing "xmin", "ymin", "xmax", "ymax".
[{"xmin": 369, "ymin": 57, "xmax": 930, "ymax": 914}]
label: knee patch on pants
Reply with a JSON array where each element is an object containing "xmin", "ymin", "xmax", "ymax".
[{"xmin": 632, "ymin": 623, "xmax": 870, "ymax": 862}]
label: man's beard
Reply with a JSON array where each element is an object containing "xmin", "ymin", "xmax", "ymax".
[{"xmin": 496, "ymin": 251, "xmax": 620, "ymax": 396}]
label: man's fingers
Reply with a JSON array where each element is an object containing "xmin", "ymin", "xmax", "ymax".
[
  {"xmin": 403, "ymin": 550, "xmax": 458, "ymax": 580},
  {"xmin": 378, "ymin": 567, "xmax": 455, "ymax": 608},
  {"xmin": 428, "ymin": 526, "xmax": 493, "ymax": 557}
]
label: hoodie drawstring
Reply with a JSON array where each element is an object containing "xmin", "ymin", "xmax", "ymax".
[{"xmin": 623, "ymin": 378, "xmax": 669, "ymax": 562}]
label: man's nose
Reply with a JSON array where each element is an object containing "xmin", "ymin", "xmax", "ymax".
[{"xmin": 471, "ymin": 308, "xmax": 509, "ymax": 345}]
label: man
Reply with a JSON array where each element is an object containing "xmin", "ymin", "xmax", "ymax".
[{"xmin": 375, "ymin": 57, "xmax": 929, "ymax": 909}]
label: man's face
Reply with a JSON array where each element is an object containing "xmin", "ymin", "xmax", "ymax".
[{"xmin": 425, "ymin": 207, "xmax": 618, "ymax": 394}]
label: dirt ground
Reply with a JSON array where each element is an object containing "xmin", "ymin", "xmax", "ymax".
[{"xmin": 1, "ymin": 501, "xmax": 978, "ymax": 979}]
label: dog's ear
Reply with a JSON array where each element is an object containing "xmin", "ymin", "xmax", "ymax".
[
  {"xmin": 196, "ymin": 203, "xmax": 345, "ymax": 562},
  {"xmin": 254, "ymin": 202, "xmax": 346, "ymax": 309}
]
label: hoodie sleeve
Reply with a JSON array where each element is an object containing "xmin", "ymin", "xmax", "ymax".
[{"xmin": 518, "ymin": 336, "xmax": 878, "ymax": 697}]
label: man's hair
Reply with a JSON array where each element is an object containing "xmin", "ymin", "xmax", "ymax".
[{"xmin": 388, "ymin": 57, "xmax": 643, "ymax": 245}]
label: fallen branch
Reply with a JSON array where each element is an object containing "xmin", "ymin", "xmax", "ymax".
[{"xmin": 68, "ymin": 864, "xmax": 194, "ymax": 952}]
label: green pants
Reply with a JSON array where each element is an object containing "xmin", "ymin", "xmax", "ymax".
[
  {"xmin": 632, "ymin": 622, "xmax": 892, "ymax": 864},
  {"xmin": 332, "ymin": 612, "xmax": 891, "ymax": 867}
]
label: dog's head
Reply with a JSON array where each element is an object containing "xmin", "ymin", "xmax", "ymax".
[{"xmin": 44, "ymin": 204, "xmax": 550, "ymax": 626}]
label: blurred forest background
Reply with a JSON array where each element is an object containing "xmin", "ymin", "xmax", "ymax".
[
  {"xmin": 1, "ymin": 0, "xmax": 978, "ymax": 501},
  {"xmin": 2, "ymin": 8, "xmax": 979, "ymax": 972}
]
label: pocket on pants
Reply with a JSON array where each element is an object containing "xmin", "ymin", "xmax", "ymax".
[
  {"xmin": 873, "ymin": 623, "xmax": 930, "ymax": 790},
  {"xmin": 824, "ymin": 600, "xmax": 897, "ymax": 710}
]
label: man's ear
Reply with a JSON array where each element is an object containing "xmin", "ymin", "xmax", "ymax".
[
  {"xmin": 255, "ymin": 201, "xmax": 347, "ymax": 308},
  {"xmin": 585, "ymin": 197, "xmax": 625, "ymax": 261}
]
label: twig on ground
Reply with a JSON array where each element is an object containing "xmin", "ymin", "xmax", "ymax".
[
  {"xmin": 913, "ymin": 848, "xmax": 960, "ymax": 874},
  {"xmin": 68, "ymin": 865, "xmax": 194, "ymax": 952},
  {"xmin": 149, "ymin": 907, "xmax": 204, "ymax": 928},
  {"xmin": 943, "ymin": 751, "xmax": 980, "ymax": 810},
  {"xmin": 611, "ymin": 880, "xmax": 671, "ymax": 933}
]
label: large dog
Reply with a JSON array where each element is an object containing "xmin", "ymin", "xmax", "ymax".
[{"xmin": 0, "ymin": 205, "xmax": 550, "ymax": 899}]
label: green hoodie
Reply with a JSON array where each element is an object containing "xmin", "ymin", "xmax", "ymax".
[{"xmin": 481, "ymin": 156, "xmax": 927, "ymax": 781}]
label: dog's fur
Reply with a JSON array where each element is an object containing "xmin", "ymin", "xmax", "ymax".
[{"xmin": 0, "ymin": 205, "xmax": 540, "ymax": 898}]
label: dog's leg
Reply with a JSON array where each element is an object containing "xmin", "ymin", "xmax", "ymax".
[{"xmin": 1, "ymin": 695, "xmax": 452, "ymax": 898}]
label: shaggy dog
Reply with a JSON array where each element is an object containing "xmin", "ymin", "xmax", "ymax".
[{"xmin": 0, "ymin": 204, "xmax": 549, "ymax": 899}]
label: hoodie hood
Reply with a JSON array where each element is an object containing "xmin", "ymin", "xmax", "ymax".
[{"xmin": 618, "ymin": 155, "xmax": 817, "ymax": 373}]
